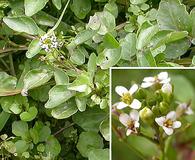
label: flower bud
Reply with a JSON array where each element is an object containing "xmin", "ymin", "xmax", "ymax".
[
  {"xmin": 152, "ymin": 105, "xmax": 160, "ymax": 116},
  {"xmin": 159, "ymin": 102, "xmax": 169, "ymax": 114},
  {"xmin": 91, "ymin": 94, "xmax": 101, "ymax": 105},
  {"xmin": 139, "ymin": 107, "xmax": 154, "ymax": 124},
  {"xmin": 161, "ymin": 83, "xmax": 172, "ymax": 95},
  {"xmin": 136, "ymin": 88, "xmax": 147, "ymax": 99},
  {"xmin": 0, "ymin": 134, "xmax": 8, "ymax": 140},
  {"xmin": 100, "ymin": 98, "xmax": 108, "ymax": 109}
]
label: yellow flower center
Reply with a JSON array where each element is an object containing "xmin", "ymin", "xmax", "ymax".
[
  {"xmin": 154, "ymin": 76, "xmax": 159, "ymax": 82},
  {"xmin": 120, "ymin": 92, "xmax": 132, "ymax": 105},
  {"xmin": 43, "ymin": 39, "xmax": 52, "ymax": 44},
  {"xmin": 163, "ymin": 119, "xmax": 173, "ymax": 128},
  {"xmin": 127, "ymin": 120, "xmax": 135, "ymax": 130}
]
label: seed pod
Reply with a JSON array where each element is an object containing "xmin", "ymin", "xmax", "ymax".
[
  {"xmin": 139, "ymin": 107, "xmax": 154, "ymax": 124},
  {"xmin": 159, "ymin": 102, "xmax": 169, "ymax": 115}
]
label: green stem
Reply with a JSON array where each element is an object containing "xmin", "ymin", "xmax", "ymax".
[
  {"xmin": 9, "ymin": 54, "xmax": 16, "ymax": 76},
  {"xmin": 112, "ymin": 124, "xmax": 146, "ymax": 160},
  {"xmin": 0, "ymin": 58, "xmax": 10, "ymax": 71},
  {"xmin": 53, "ymin": 123, "xmax": 74, "ymax": 136},
  {"xmin": 139, "ymin": 133, "xmax": 159, "ymax": 145},
  {"xmin": 159, "ymin": 132, "xmax": 165, "ymax": 160},
  {"xmin": 48, "ymin": 0, "xmax": 71, "ymax": 35},
  {"xmin": 0, "ymin": 47, "xmax": 28, "ymax": 54},
  {"xmin": 122, "ymin": 139, "xmax": 146, "ymax": 160}
]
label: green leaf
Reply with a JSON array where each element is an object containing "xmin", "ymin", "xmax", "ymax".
[
  {"xmin": 15, "ymin": 140, "xmax": 29, "ymax": 153},
  {"xmin": 157, "ymin": 0, "xmax": 191, "ymax": 31},
  {"xmin": 33, "ymin": 11, "xmax": 55, "ymax": 27},
  {"xmin": 88, "ymin": 149, "xmax": 109, "ymax": 160},
  {"xmin": 24, "ymin": 0, "xmax": 49, "ymax": 17},
  {"xmin": 23, "ymin": 69, "xmax": 53, "ymax": 91},
  {"xmin": 68, "ymin": 72, "xmax": 92, "ymax": 94},
  {"xmin": 0, "ymin": 72, "xmax": 17, "ymax": 90},
  {"xmin": 67, "ymin": 29, "xmax": 96, "ymax": 50},
  {"xmin": 54, "ymin": 68, "xmax": 69, "ymax": 85},
  {"xmin": 72, "ymin": 108, "xmax": 107, "ymax": 132},
  {"xmin": 39, "ymin": 126, "xmax": 51, "ymax": 142},
  {"xmin": 100, "ymin": 98, "xmax": 108, "ymax": 109},
  {"xmin": 164, "ymin": 38, "xmax": 191, "ymax": 59},
  {"xmin": 99, "ymin": 118, "xmax": 109, "ymax": 141},
  {"xmin": 0, "ymin": 111, "xmax": 10, "ymax": 132},
  {"xmin": 164, "ymin": 31, "xmax": 189, "ymax": 44},
  {"xmin": 32, "ymin": 122, "xmax": 51, "ymax": 142},
  {"xmin": 3, "ymin": 16, "xmax": 39, "ymax": 35},
  {"xmin": 20, "ymin": 107, "xmax": 38, "ymax": 121},
  {"xmin": 172, "ymin": 75, "xmax": 195, "ymax": 104},
  {"xmin": 29, "ymin": 85, "xmax": 50, "ymax": 102},
  {"xmin": 52, "ymin": 0, "xmax": 62, "ymax": 10},
  {"xmin": 51, "ymin": 101, "xmax": 78, "ymax": 119},
  {"xmin": 137, "ymin": 51, "xmax": 157, "ymax": 67},
  {"xmin": 45, "ymin": 135, "xmax": 61, "ymax": 157},
  {"xmin": 136, "ymin": 24, "xmax": 159, "ymax": 50},
  {"xmin": 74, "ymin": 29, "xmax": 96, "ymax": 46},
  {"xmin": 45, "ymin": 85, "xmax": 76, "ymax": 108},
  {"xmin": 26, "ymin": 39, "xmax": 41, "ymax": 58},
  {"xmin": 95, "ymin": 0, "xmax": 108, "ymax": 2},
  {"xmin": 150, "ymin": 30, "xmax": 189, "ymax": 50},
  {"xmin": 70, "ymin": 47, "xmax": 86, "ymax": 65},
  {"xmin": 88, "ymin": 11, "xmax": 116, "ymax": 35},
  {"xmin": 12, "ymin": 121, "xmax": 28, "ymax": 137},
  {"xmin": 75, "ymin": 96, "xmax": 87, "ymax": 112},
  {"xmin": 126, "ymin": 135, "xmax": 159, "ymax": 158},
  {"xmin": 1, "ymin": 95, "xmax": 28, "ymax": 114},
  {"xmin": 97, "ymin": 48, "xmax": 121, "ymax": 69},
  {"xmin": 0, "ymin": 72, "xmax": 18, "ymax": 97},
  {"xmin": 191, "ymin": 9, "xmax": 195, "ymax": 38},
  {"xmin": 29, "ymin": 128, "xmax": 39, "ymax": 144},
  {"xmin": 120, "ymin": 33, "xmax": 137, "ymax": 61},
  {"xmin": 192, "ymin": 56, "xmax": 195, "ymax": 66},
  {"xmin": 103, "ymin": 33, "xmax": 119, "ymax": 49},
  {"xmin": 104, "ymin": 2, "xmax": 118, "ymax": 18},
  {"xmin": 88, "ymin": 53, "xmax": 97, "ymax": 78},
  {"xmin": 130, "ymin": 0, "xmax": 148, "ymax": 4},
  {"xmin": 76, "ymin": 131, "xmax": 104, "ymax": 157},
  {"xmin": 71, "ymin": 0, "xmax": 91, "ymax": 19}
]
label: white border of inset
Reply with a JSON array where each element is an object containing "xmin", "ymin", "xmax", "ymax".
[{"xmin": 109, "ymin": 66, "xmax": 195, "ymax": 160}]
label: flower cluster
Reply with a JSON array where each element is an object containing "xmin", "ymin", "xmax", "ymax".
[
  {"xmin": 39, "ymin": 33, "xmax": 63, "ymax": 52},
  {"xmin": 113, "ymin": 72, "xmax": 193, "ymax": 137}
]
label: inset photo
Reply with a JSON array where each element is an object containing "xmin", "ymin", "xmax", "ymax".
[{"xmin": 111, "ymin": 68, "xmax": 195, "ymax": 160}]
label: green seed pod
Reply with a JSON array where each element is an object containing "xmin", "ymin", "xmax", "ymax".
[
  {"xmin": 152, "ymin": 105, "xmax": 160, "ymax": 116},
  {"xmin": 139, "ymin": 107, "xmax": 154, "ymax": 124},
  {"xmin": 159, "ymin": 102, "xmax": 169, "ymax": 114},
  {"xmin": 135, "ymin": 88, "xmax": 147, "ymax": 99},
  {"xmin": 91, "ymin": 94, "xmax": 101, "ymax": 105}
]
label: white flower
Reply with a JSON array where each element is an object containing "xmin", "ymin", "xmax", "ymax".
[
  {"xmin": 176, "ymin": 103, "xmax": 193, "ymax": 116},
  {"xmin": 119, "ymin": 110, "xmax": 140, "ymax": 136},
  {"xmin": 141, "ymin": 72, "xmax": 170, "ymax": 88},
  {"xmin": 155, "ymin": 111, "xmax": 181, "ymax": 135},
  {"xmin": 115, "ymin": 84, "xmax": 141, "ymax": 109},
  {"xmin": 39, "ymin": 33, "xmax": 63, "ymax": 52},
  {"xmin": 161, "ymin": 83, "xmax": 172, "ymax": 94}
]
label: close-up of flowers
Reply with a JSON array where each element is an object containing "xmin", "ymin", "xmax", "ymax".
[
  {"xmin": 112, "ymin": 70, "xmax": 195, "ymax": 160},
  {"xmin": 39, "ymin": 33, "xmax": 63, "ymax": 52},
  {"xmin": 1, "ymin": 0, "xmax": 195, "ymax": 159},
  {"xmin": 115, "ymin": 84, "xmax": 141, "ymax": 109}
]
